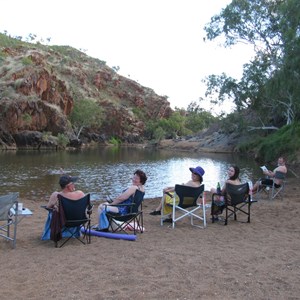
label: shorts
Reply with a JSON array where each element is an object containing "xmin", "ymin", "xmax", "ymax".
[{"xmin": 261, "ymin": 178, "xmax": 281, "ymax": 188}]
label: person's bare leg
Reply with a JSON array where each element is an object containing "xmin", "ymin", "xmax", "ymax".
[{"xmin": 252, "ymin": 181, "xmax": 260, "ymax": 194}]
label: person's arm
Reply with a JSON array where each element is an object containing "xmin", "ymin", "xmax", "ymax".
[
  {"xmin": 46, "ymin": 192, "xmax": 59, "ymax": 208},
  {"xmin": 221, "ymin": 185, "xmax": 226, "ymax": 194},
  {"xmin": 110, "ymin": 186, "xmax": 137, "ymax": 205},
  {"xmin": 220, "ymin": 180, "xmax": 229, "ymax": 194},
  {"xmin": 265, "ymin": 169, "xmax": 275, "ymax": 177},
  {"xmin": 163, "ymin": 186, "xmax": 174, "ymax": 193}
]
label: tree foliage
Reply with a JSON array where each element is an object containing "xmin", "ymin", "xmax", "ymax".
[
  {"xmin": 186, "ymin": 101, "xmax": 216, "ymax": 132},
  {"xmin": 69, "ymin": 99, "xmax": 103, "ymax": 139},
  {"xmin": 204, "ymin": 0, "xmax": 300, "ymax": 126},
  {"xmin": 144, "ymin": 105, "xmax": 215, "ymax": 141}
]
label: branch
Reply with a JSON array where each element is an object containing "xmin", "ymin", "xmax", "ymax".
[{"xmin": 247, "ymin": 126, "xmax": 278, "ymax": 131}]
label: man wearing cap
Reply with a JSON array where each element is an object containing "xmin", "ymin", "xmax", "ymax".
[
  {"xmin": 46, "ymin": 175, "xmax": 85, "ymax": 209},
  {"xmin": 149, "ymin": 166, "xmax": 205, "ymax": 222},
  {"xmin": 41, "ymin": 175, "xmax": 85, "ymax": 241}
]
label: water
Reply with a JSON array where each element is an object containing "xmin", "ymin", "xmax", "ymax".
[{"xmin": 0, "ymin": 147, "xmax": 262, "ymax": 201}]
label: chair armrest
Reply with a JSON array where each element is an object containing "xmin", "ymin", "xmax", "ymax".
[
  {"xmin": 164, "ymin": 191, "xmax": 173, "ymax": 198},
  {"xmin": 104, "ymin": 203, "xmax": 134, "ymax": 208},
  {"xmin": 40, "ymin": 205, "xmax": 53, "ymax": 212},
  {"xmin": 87, "ymin": 204, "xmax": 94, "ymax": 215}
]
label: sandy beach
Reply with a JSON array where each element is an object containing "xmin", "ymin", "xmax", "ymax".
[{"xmin": 1, "ymin": 176, "xmax": 299, "ymax": 300}]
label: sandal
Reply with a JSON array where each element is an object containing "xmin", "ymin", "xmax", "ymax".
[
  {"xmin": 150, "ymin": 210, "xmax": 161, "ymax": 215},
  {"xmin": 163, "ymin": 218, "xmax": 173, "ymax": 223}
]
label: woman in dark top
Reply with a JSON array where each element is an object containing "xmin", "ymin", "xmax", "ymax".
[{"xmin": 97, "ymin": 169, "xmax": 147, "ymax": 230}]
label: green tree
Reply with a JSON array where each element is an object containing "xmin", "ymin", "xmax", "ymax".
[
  {"xmin": 186, "ymin": 101, "xmax": 216, "ymax": 132},
  {"xmin": 204, "ymin": 0, "xmax": 300, "ymax": 126},
  {"xmin": 153, "ymin": 127, "xmax": 165, "ymax": 142},
  {"xmin": 69, "ymin": 99, "xmax": 103, "ymax": 139},
  {"xmin": 57, "ymin": 133, "xmax": 69, "ymax": 149},
  {"xmin": 157, "ymin": 111, "xmax": 186, "ymax": 138}
]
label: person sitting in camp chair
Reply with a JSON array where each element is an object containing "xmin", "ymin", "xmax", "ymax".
[
  {"xmin": 210, "ymin": 165, "xmax": 241, "ymax": 221},
  {"xmin": 41, "ymin": 175, "xmax": 85, "ymax": 240},
  {"xmin": 149, "ymin": 166, "xmax": 205, "ymax": 223},
  {"xmin": 252, "ymin": 157, "xmax": 287, "ymax": 194},
  {"xmin": 97, "ymin": 169, "xmax": 147, "ymax": 231}
]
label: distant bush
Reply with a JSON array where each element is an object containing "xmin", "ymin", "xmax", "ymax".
[
  {"xmin": 14, "ymin": 78, "xmax": 24, "ymax": 89},
  {"xmin": 22, "ymin": 113, "xmax": 32, "ymax": 124},
  {"xmin": 153, "ymin": 127, "xmax": 166, "ymax": 142},
  {"xmin": 238, "ymin": 122, "xmax": 300, "ymax": 163},
  {"xmin": 108, "ymin": 137, "xmax": 121, "ymax": 146},
  {"xmin": 257, "ymin": 123, "xmax": 300, "ymax": 162},
  {"xmin": 42, "ymin": 131, "xmax": 52, "ymax": 142},
  {"xmin": 57, "ymin": 133, "xmax": 69, "ymax": 149},
  {"xmin": 21, "ymin": 57, "xmax": 33, "ymax": 65}
]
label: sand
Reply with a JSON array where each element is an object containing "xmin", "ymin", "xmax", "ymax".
[{"xmin": 0, "ymin": 176, "xmax": 299, "ymax": 300}]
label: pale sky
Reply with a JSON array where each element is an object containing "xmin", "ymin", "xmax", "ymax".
[{"xmin": 0, "ymin": 0, "xmax": 253, "ymax": 112}]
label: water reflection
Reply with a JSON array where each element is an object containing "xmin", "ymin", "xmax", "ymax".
[{"xmin": 0, "ymin": 147, "xmax": 262, "ymax": 201}]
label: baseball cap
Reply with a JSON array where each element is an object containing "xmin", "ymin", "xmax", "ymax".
[{"xmin": 59, "ymin": 175, "xmax": 78, "ymax": 188}]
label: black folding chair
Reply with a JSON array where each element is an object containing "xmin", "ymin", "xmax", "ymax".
[
  {"xmin": 212, "ymin": 183, "xmax": 253, "ymax": 225},
  {"xmin": 106, "ymin": 190, "xmax": 145, "ymax": 235},
  {"xmin": 53, "ymin": 194, "xmax": 93, "ymax": 248}
]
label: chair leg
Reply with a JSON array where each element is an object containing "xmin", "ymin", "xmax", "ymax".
[
  {"xmin": 271, "ymin": 185, "xmax": 284, "ymax": 200},
  {"xmin": 86, "ymin": 220, "xmax": 91, "ymax": 244},
  {"xmin": 57, "ymin": 226, "xmax": 87, "ymax": 248},
  {"xmin": 81, "ymin": 223, "xmax": 91, "ymax": 244},
  {"xmin": 140, "ymin": 213, "xmax": 144, "ymax": 233},
  {"xmin": 248, "ymin": 203, "xmax": 251, "ymax": 223}
]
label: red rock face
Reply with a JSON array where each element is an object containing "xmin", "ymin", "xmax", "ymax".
[
  {"xmin": 0, "ymin": 43, "xmax": 172, "ymax": 146},
  {"xmin": 0, "ymin": 100, "xmax": 72, "ymax": 135},
  {"xmin": 10, "ymin": 67, "xmax": 74, "ymax": 115}
]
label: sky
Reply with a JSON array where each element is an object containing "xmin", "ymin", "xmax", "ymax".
[{"xmin": 0, "ymin": 0, "xmax": 254, "ymax": 112}]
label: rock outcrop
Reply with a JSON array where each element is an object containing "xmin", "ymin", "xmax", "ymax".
[{"xmin": 0, "ymin": 38, "xmax": 172, "ymax": 149}]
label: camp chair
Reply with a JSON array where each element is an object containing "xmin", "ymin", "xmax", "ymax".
[
  {"xmin": 212, "ymin": 183, "xmax": 252, "ymax": 225},
  {"xmin": 105, "ymin": 190, "xmax": 145, "ymax": 235},
  {"xmin": 258, "ymin": 171, "xmax": 286, "ymax": 200},
  {"xmin": 0, "ymin": 193, "xmax": 19, "ymax": 249},
  {"xmin": 53, "ymin": 194, "xmax": 93, "ymax": 248},
  {"xmin": 161, "ymin": 184, "xmax": 206, "ymax": 229}
]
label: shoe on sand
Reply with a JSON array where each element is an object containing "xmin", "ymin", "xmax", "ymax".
[
  {"xmin": 163, "ymin": 218, "xmax": 173, "ymax": 223},
  {"xmin": 150, "ymin": 210, "xmax": 161, "ymax": 215}
]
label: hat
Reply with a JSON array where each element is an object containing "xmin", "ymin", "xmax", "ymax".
[
  {"xmin": 189, "ymin": 166, "xmax": 205, "ymax": 177},
  {"xmin": 59, "ymin": 175, "xmax": 78, "ymax": 188}
]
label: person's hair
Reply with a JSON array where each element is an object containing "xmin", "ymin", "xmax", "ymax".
[
  {"xmin": 134, "ymin": 169, "xmax": 147, "ymax": 185},
  {"xmin": 194, "ymin": 174, "xmax": 203, "ymax": 184},
  {"xmin": 229, "ymin": 165, "xmax": 240, "ymax": 180}
]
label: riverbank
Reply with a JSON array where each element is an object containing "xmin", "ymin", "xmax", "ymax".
[{"xmin": 1, "ymin": 177, "xmax": 299, "ymax": 299}]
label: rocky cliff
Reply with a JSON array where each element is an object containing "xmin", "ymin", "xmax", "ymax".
[{"xmin": 0, "ymin": 35, "xmax": 172, "ymax": 149}]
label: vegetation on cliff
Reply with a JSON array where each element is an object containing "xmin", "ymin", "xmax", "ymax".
[
  {"xmin": 0, "ymin": 32, "xmax": 216, "ymax": 149},
  {"xmin": 0, "ymin": 0, "xmax": 300, "ymax": 164}
]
